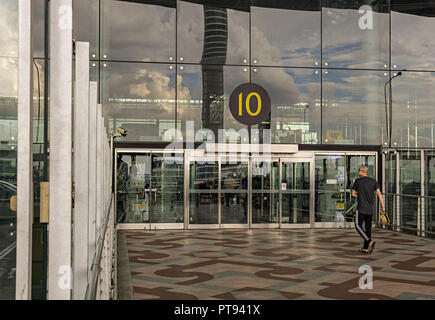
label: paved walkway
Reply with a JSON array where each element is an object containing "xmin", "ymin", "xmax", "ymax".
[{"xmin": 117, "ymin": 228, "xmax": 435, "ymax": 300}]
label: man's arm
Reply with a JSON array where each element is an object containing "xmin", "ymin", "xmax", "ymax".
[
  {"xmin": 351, "ymin": 189, "xmax": 358, "ymax": 198},
  {"xmin": 376, "ymin": 188, "xmax": 386, "ymax": 212}
]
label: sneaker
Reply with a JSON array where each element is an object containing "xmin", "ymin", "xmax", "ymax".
[
  {"xmin": 369, "ymin": 241, "xmax": 376, "ymax": 253},
  {"xmin": 359, "ymin": 248, "xmax": 370, "ymax": 254}
]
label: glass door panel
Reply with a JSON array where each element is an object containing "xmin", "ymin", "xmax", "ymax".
[
  {"xmin": 116, "ymin": 151, "xmax": 184, "ymax": 225},
  {"xmin": 116, "ymin": 153, "xmax": 152, "ymax": 223},
  {"xmin": 399, "ymin": 151, "xmax": 421, "ymax": 234},
  {"xmin": 189, "ymin": 160, "xmax": 219, "ymax": 224},
  {"xmin": 150, "ymin": 153, "xmax": 184, "ymax": 223},
  {"xmin": 384, "ymin": 151, "xmax": 397, "ymax": 227},
  {"xmin": 252, "ymin": 160, "xmax": 279, "ymax": 224},
  {"xmin": 281, "ymin": 161, "xmax": 310, "ymax": 224},
  {"xmin": 425, "ymin": 151, "xmax": 435, "ymax": 235},
  {"xmin": 221, "ymin": 161, "xmax": 248, "ymax": 224},
  {"xmin": 315, "ymin": 154, "xmax": 346, "ymax": 223}
]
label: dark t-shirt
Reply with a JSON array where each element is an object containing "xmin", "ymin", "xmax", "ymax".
[{"xmin": 352, "ymin": 176, "xmax": 379, "ymax": 215}]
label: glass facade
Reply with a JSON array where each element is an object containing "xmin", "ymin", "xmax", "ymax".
[
  {"xmin": 2, "ymin": 0, "xmax": 435, "ymax": 299},
  {"xmin": 56, "ymin": 0, "xmax": 435, "ymax": 147}
]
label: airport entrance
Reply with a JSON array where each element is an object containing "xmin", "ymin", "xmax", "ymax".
[{"xmin": 115, "ymin": 146, "xmax": 378, "ymax": 230}]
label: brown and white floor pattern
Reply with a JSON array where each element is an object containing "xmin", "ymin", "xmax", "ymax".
[{"xmin": 117, "ymin": 228, "xmax": 435, "ymax": 300}]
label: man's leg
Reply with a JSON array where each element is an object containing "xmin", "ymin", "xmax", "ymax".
[
  {"xmin": 364, "ymin": 214, "xmax": 375, "ymax": 251},
  {"xmin": 355, "ymin": 210, "xmax": 370, "ymax": 250}
]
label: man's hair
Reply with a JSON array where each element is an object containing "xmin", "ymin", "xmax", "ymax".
[{"xmin": 359, "ymin": 166, "xmax": 368, "ymax": 174}]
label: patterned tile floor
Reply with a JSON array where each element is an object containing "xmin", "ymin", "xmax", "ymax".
[{"xmin": 117, "ymin": 228, "xmax": 435, "ymax": 300}]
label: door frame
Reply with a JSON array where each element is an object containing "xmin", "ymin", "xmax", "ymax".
[
  {"xmin": 279, "ymin": 157, "xmax": 315, "ymax": 228},
  {"xmin": 187, "ymin": 151, "xmax": 315, "ymax": 229},
  {"xmin": 114, "ymin": 147, "xmax": 378, "ymax": 230},
  {"xmin": 115, "ymin": 148, "xmax": 185, "ymax": 230},
  {"xmin": 249, "ymin": 155, "xmax": 281, "ymax": 229},
  {"xmin": 186, "ymin": 151, "xmax": 250, "ymax": 229},
  {"xmin": 313, "ymin": 151, "xmax": 378, "ymax": 229}
]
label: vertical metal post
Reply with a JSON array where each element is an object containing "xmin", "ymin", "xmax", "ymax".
[
  {"xmin": 396, "ymin": 151, "xmax": 401, "ymax": 232},
  {"xmin": 184, "ymin": 150, "xmax": 190, "ymax": 229},
  {"xmin": 381, "ymin": 151, "xmax": 386, "ymax": 228},
  {"xmin": 16, "ymin": 0, "xmax": 33, "ymax": 300},
  {"xmin": 310, "ymin": 155, "xmax": 315, "ymax": 228},
  {"xmin": 73, "ymin": 42, "xmax": 90, "ymax": 299},
  {"xmin": 88, "ymin": 82, "xmax": 98, "ymax": 281},
  {"xmin": 247, "ymin": 156, "xmax": 252, "ymax": 228},
  {"xmin": 48, "ymin": 0, "xmax": 73, "ymax": 300},
  {"xmin": 278, "ymin": 158, "xmax": 283, "ymax": 229},
  {"xmin": 421, "ymin": 149, "xmax": 425, "ymax": 237}
]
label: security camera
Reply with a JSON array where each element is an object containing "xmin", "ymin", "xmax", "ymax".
[{"xmin": 117, "ymin": 127, "xmax": 127, "ymax": 137}]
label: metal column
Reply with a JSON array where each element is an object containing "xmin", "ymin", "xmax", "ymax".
[
  {"xmin": 421, "ymin": 150, "xmax": 425, "ymax": 237},
  {"xmin": 48, "ymin": 0, "xmax": 73, "ymax": 300},
  {"xmin": 16, "ymin": 0, "xmax": 33, "ymax": 300},
  {"xmin": 396, "ymin": 152, "xmax": 401, "ymax": 232},
  {"xmin": 73, "ymin": 42, "xmax": 90, "ymax": 299}
]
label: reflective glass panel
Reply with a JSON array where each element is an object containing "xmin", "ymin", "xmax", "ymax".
[
  {"xmin": 251, "ymin": 0, "xmax": 320, "ymax": 67},
  {"xmin": 252, "ymin": 67, "xmax": 320, "ymax": 144},
  {"xmin": 322, "ymin": 70, "xmax": 388, "ymax": 145},
  {"xmin": 281, "ymin": 162, "xmax": 310, "ymax": 224},
  {"xmin": 32, "ymin": 0, "xmax": 44, "ymax": 58},
  {"xmin": 315, "ymin": 154, "xmax": 346, "ymax": 223},
  {"xmin": 392, "ymin": 1, "xmax": 435, "ymax": 71},
  {"xmin": 116, "ymin": 152, "xmax": 184, "ymax": 223},
  {"xmin": 101, "ymin": 62, "xmax": 176, "ymax": 141},
  {"xmin": 221, "ymin": 161, "xmax": 248, "ymax": 224},
  {"xmin": 73, "ymin": 0, "xmax": 99, "ymax": 59},
  {"xmin": 252, "ymin": 160, "xmax": 279, "ymax": 224},
  {"xmin": 178, "ymin": 0, "xmax": 249, "ymax": 64},
  {"xmin": 189, "ymin": 160, "xmax": 219, "ymax": 224},
  {"xmin": 150, "ymin": 153, "xmax": 184, "ymax": 223},
  {"xmin": 391, "ymin": 71, "xmax": 435, "ymax": 148},
  {"xmin": 177, "ymin": 0, "xmax": 204, "ymax": 63},
  {"xmin": 399, "ymin": 150, "xmax": 421, "ymax": 233},
  {"xmin": 222, "ymin": 66, "xmax": 250, "ymax": 135},
  {"xmin": 179, "ymin": 65, "xmax": 249, "ymax": 141},
  {"xmin": 0, "ymin": 0, "xmax": 18, "ymax": 58},
  {"xmin": 0, "ymin": 56, "xmax": 17, "ymax": 300},
  {"xmin": 190, "ymin": 160, "xmax": 219, "ymax": 190},
  {"xmin": 322, "ymin": 0, "xmax": 389, "ymax": 69},
  {"xmin": 176, "ymin": 64, "xmax": 204, "ymax": 138},
  {"xmin": 101, "ymin": 0, "xmax": 176, "ymax": 62}
]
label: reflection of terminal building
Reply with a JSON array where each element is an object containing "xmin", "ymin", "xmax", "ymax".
[{"xmin": 2, "ymin": 0, "xmax": 435, "ymax": 300}]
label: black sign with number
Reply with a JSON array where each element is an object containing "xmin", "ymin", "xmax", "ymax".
[{"xmin": 229, "ymin": 83, "xmax": 271, "ymax": 125}]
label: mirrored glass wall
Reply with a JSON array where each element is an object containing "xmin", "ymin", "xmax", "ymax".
[{"xmin": 54, "ymin": 0, "xmax": 435, "ymax": 147}]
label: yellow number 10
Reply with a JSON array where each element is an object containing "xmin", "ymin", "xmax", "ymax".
[{"xmin": 238, "ymin": 92, "xmax": 262, "ymax": 116}]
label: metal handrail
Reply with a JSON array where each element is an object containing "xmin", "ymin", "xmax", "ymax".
[
  {"xmin": 85, "ymin": 193, "xmax": 114, "ymax": 300},
  {"xmin": 379, "ymin": 192, "xmax": 435, "ymax": 236},
  {"xmin": 382, "ymin": 192, "xmax": 435, "ymax": 200}
]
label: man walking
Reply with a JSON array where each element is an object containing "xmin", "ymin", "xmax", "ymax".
[{"xmin": 352, "ymin": 166, "xmax": 385, "ymax": 254}]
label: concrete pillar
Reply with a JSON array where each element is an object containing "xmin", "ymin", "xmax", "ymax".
[
  {"xmin": 16, "ymin": 0, "xmax": 33, "ymax": 300},
  {"xmin": 88, "ymin": 81, "xmax": 98, "ymax": 280},
  {"xmin": 96, "ymin": 104, "xmax": 103, "ymax": 234},
  {"xmin": 48, "ymin": 0, "xmax": 73, "ymax": 300},
  {"xmin": 73, "ymin": 42, "xmax": 90, "ymax": 299}
]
